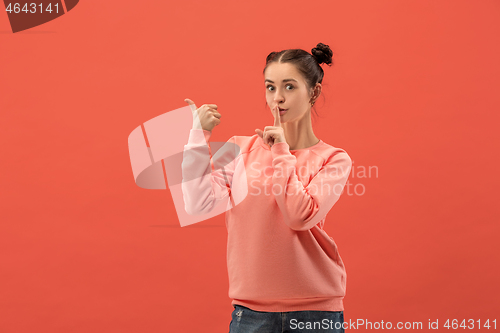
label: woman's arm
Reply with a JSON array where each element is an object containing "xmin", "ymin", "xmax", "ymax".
[
  {"xmin": 270, "ymin": 143, "xmax": 352, "ymax": 231},
  {"xmin": 181, "ymin": 129, "xmax": 238, "ymax": 215}
]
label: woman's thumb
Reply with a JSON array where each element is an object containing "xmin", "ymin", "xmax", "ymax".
[
  {"xmin": 255, "ymin": 129, "xmax": 262, "ymax": 138},
  {"xmin": 184, "ymin": 98, "xmax": 197, "ymax": 113}
]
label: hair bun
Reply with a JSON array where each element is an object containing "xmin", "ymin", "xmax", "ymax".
[{"xmin": 311, "ymin": 43, "xmax": 333, "ymax": 66}]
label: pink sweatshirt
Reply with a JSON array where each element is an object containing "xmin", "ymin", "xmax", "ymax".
[{"xmin": 181, "ymin": 129, "xmax": 352, "ymax": 312}]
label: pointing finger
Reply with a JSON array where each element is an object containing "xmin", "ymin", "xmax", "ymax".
[
  {"xmin": 184, "ymin": 98, "xmax": 197, "ymax": 112},
  {"xmin": 274, "ymin": 104, "xmax": 281, "ymax": 127}
]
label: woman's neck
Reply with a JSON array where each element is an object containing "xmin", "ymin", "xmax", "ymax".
[{"xmin": 282, "ymin": 112, "xmax": 319, "ymax": 150}]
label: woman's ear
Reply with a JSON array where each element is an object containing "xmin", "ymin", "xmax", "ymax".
[{"xmin": 313, "ymin": 83, "xmax": 322, "ymax": 99}]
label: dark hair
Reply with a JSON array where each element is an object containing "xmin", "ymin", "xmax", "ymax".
[{"xmin": 263, "ymin": 43, "xmax": 334, "ymax": 120}]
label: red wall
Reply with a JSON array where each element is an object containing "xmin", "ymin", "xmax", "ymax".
[{"xmin": 1, "ymin": 0, "xmax": 498, "ymax": 332}]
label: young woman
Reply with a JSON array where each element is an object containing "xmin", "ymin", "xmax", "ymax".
[{"xmin": 182, "ymin": 42, "xmax": 352, "ymax": 333}]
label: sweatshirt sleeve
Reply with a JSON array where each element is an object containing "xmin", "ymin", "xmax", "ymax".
[
  {"xmin": 270, "ymin": 142, "xmax": 352, "ymax": 231},
  {"xmin": 181, "ymin": 129, "xmax": 237, "ymax": 216}
]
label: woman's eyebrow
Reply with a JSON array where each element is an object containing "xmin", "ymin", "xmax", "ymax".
[{"xmin": 264, "ymin": 79, "xmax": 298, "ymax": 83}]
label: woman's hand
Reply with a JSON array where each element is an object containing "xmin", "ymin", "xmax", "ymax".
[
  {"xmin": 255, "ymin": 104, "xmax": 286, "ymax": 148},
  {"xmin": 185, "ymin": 98, "xmax": 222, "ymax": 132}
]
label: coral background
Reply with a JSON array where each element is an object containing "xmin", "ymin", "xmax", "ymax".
[{"xmin": 1, "ymin": 0, "xmax": 499, "ymax": 332}]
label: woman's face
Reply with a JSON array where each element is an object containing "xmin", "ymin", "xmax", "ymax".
[{"xmin": 264, "ymin": 62, "xmax": 316, "ymax": 123}]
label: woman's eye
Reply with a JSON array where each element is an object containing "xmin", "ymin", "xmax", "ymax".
[{"xmin": 266, "ymin": 85, "xmax": 294, "ymax": 91}]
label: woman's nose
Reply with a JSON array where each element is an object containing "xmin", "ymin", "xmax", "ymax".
[
  {"xmin": 274, "ymin": 93, "xmax": 284, "ymax": 103},
  {"xmin": 272, "ymin": 87, "xmax": 285, "ymax": 104}
]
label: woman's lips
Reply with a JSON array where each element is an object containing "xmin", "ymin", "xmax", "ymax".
[{"xmin": 278, "ymin": 107, "xmax": 287, "ymax": 115}]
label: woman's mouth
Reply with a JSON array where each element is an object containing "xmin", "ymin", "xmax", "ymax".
[{"xmin": 279, "ymin": 107, "xmax": 287, "ymax": 115}]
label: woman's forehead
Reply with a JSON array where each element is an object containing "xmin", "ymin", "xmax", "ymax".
[{"xmin": 265, "ymin": 63, "xmax": 304, "ymax": 83}]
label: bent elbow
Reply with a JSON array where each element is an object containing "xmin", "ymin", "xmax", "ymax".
[
  {"xmin": 184, "ymin": 204, "xmax": 197, "ymax": 216},
  {"xmin": 286, "ymin": 219, "xmax": 314, "ymax": 231},
  {"xmin": 184, "ymin": 200, "xmax": 212, "ymax": 216}
]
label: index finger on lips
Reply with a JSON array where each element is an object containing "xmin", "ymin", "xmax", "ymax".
[{"xmin": 274, "ymin": 104, "xmax": 281, "ymax": 127}]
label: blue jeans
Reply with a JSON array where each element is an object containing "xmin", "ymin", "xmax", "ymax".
[{"xmin": 228, "ymin": 305, "xmax": 345, "ymax": 333}]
